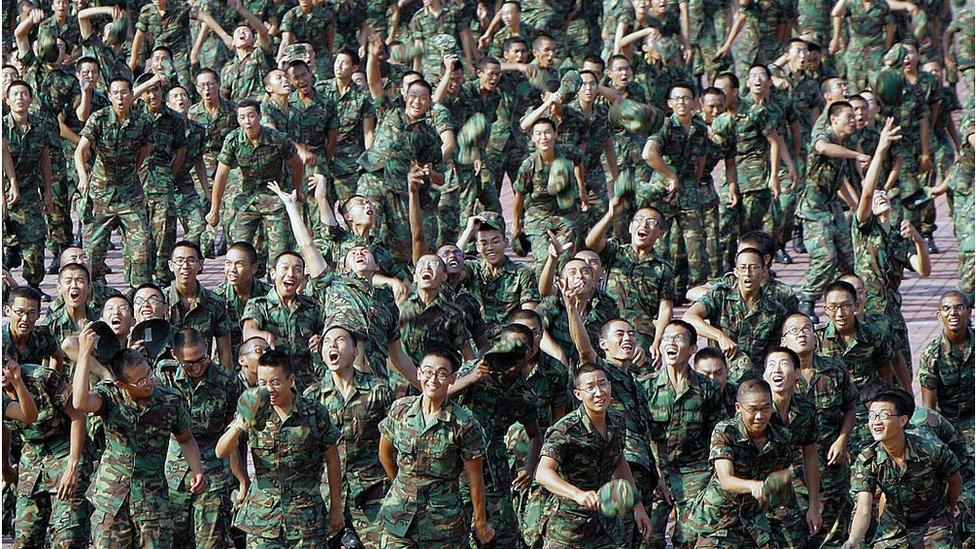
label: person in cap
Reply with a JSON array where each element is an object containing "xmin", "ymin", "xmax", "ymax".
[
  {"xmin": 586, "ymin": 196, "xmax": 676, "ymax": 360},
  {"xmin": 72, "ymin": 325, "xmax": 207, "ymax": 548},
  {"xmin": 684, "ymin": 379, "xmax": 795, "ymax": 547},
  {"xmin": 4, "ymin": 343, "xmax": 93, "ymax": 549},
  {"xmin": 843, "ymin": 388, "xmax": 962, "ymax": 548},
  {"xmin": 303, "ymin": 324, "xmax": 395, "ymax": 546},
  {"xmin": 216, "ymin": 349, "xmax": 345, "ymax": 546},
  {"xmin": 450, "ymin": 324, "xmax": 543, "ymax": 547},
  {"xmin": 377, "ymin": 347, "xmax": 495, "ymax": 547},
  {"xmin": 642, "ymin": 320, "xmax": 728, "ymax": 548},
  {"xmin": 155, "ymin": 327, "xmax": 244, "ymax": 548},
  {"xmin": 536, "ymin": 362, "xmax": 653, "ymax": 547}
]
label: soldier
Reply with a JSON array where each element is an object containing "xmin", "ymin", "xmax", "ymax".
[
  {"xmin": 586, "ymin": 198, "xmax": 676, "ymax": 358},
  {"xmin": 3, "ymin": 80, "xmax": 53, "ymax": 299},
  {"xmin": 38, "ymin": 264, "xmax": 96, "ymax": 351},
  {"xmin": 715, "ymin": 0, "xmax": 791, "ymax": 79},
  {"xmin": 817, "ymin": 279, "xmax": 899, "ymax": 452},
  {"xmin": 377, "ymin": 347, "xmax": 496, "ymax": 547},
  {"xmin": 698, "ymin": 86, "xmax": 738, "ymax": 277},
  {"xmin": 573, "ymin": 69, "xmax": 617, "ymax": 222},
  {"xmin": 164, "ymin": 241, "xmax": 234, "ymax": 370},
  {"xmin": 199, "ymin": 0, "xmax": 273, "ymax": 103},
  {"xmin": 4, "ymin": 346, "xmax": 92, "ymax": 549},
  {"xmin": 683, "ymin": 247, "xmax": 789, "ymax": 382},
  {"xmin": 241, "ymin": 251, "xmax": 324, "ymax": 389},
  {"xmin": 694, "ymin": 346, "xmax": 738, "ymax": 416},
  {"xmin": 206, "ymin": 99, "xmax": 304, "ymax": 274},
  {"xmin": 129, "ymin": 0, "xmax": 193, "ymax": 87},
  {"xmin": 450, "ymin": 325, "xmax": 543, "ymax": 547},
  {"xmin": 3, "ymin": 287, "xmax": 59, "ymax": 369},
  {"xmin": 781, "ymin": 312, "xmax": 858, "ymax": 547},
  {"xmin": 213, "ymin": 241, "xmax": 271, "ymax": 363},
  {"xmin": 165, "ymin": 85, "xmax": 211, "ymax": 249},
  {"xmin": 278, "ymin": 0, "xmax": 334, "ymax": 68},
  {"xmin": 643, "ymin": 84, "xmax": 709, "ymax": 294},
  {"xmin": 684, "ymin": 379, "xmax": 795, "ymax": 546},
  {"xmin": 312, "ymin": 186, "xmax": 404, "ymax": 278},
  {"xmin": 761, "ymin": 347, "xmax": 823, "ymax": 547},
  {"xmin": 73, "ymin": 76, "xmax": 154, "ymax": 287},
  {"xmin": 829, "ymin": 0, "xmax": 895, "ymax": 90},
  {"xmin": 71, "ymin": 327, "xmax": 207, "ymax": 548},
  {"xmin": 215, "ymin": 349, "xmax": 345, "ymax": 546},
  {"xmin": 457, "ymin": 212, "xmax": 540, "ymax": 327},
  {"xmin": 796, "ymin": 100, "xmax": 862, "ymax": 319},
  {"xmin": 136, "ymin": 73, "xmax": 188, "ymax": 284},
  {"xmin": 317, "ymin": 50, "xmax": 376, "ymax": 203},
  {"xmin": 941, "ymin": 105, "xmax": 973, "ymax": 302},
  {"xmin": 643, "ymin": 320, "xmax": 728, "ymax": 547},
  {"xmin": 303, "ymin": 324, "xmax": 395, "ymax": 546},
  {"xmin": 236, "ymin": 336, "xmax": 269, "ymax": 388},
  {"xmin": 488, "ymin": 37, "xmax": 533, "ymax": 208},
  {"xmin": 535, "ymin": 362, "xmax": 653, "ymax": 547},
  {"xmin": 843, "ymin": 388, "xmax": 962, "ymax": 548},
  {"xmin": 155, "ymin": 328, "xmax": 245, "ymax": 548}
]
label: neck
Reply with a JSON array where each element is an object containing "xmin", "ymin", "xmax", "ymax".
[
  {"xmin": 584, "ymin": 405, "xmax": 606, "ymax": 428},
  {"xmin": 773, "ymin": 390, "xmax": 793, "ymax": 416},
  {"xmin": 233, "ymin": 277, "xmax": 253, "ymax": 295},
  {"xmin": 880, "ymin": 432, "xmax": 907, "ymax": 458},
  {"xmin": 11, "ymin": 110, "xmax": 28, "ymax": 124},
  {"xmin": 667, "ymin": 360, "xmax": 689, "ymax": 377},
  {"xmin": 272, "ymin": 93, "xmax": 289, "ymax": 107},
  {"xmin": 176, "ymin": 279, "xmax": 199, "ymax": 298},
  {"xmin": 350, "ymin": 221, "xmax": 371, "ymax": 237},
  {"xmin": 676, "ymin": 113, "xmax": 692, "ymax": 127},
  {"xmin": 204, "ymin": 97, "xmax": 220, "ymax": 109},
  {"xmin": 607, "ymin": 355, "xmax": 632, "ymax": 371},
  {"xmin": 540, "ymin": 148, "xmax": 556, "ymax": 162},
  {"xmin": 739, "ymin": 285, "xmax": 759, "ymax": 305},
  {"xmin": 418, "ymin": 286, "xmax": 439, "ymax": 303},
  {"xmin": 750, "ymin": 91, "xmax": 765, "ymax": 103},
  {"xmin": 67, "ymin": 303, "xmax": 87, "ymax": 320},
  {"xmin": 330, "ymin": 364, "xmax": 355, "ymax": 386},
  {"xmin": 10, "ymin": 331, "xmax": 28, "ymax": 346},
  {"xmin": 631, "ymin": 242, "xmax": 654, "ymax": 258},
  {"xmin": 114, "ymin": 105, "xmax": 129, "ymax": 119},
  {"xmin": 273, "ymin": 398, "xmax": 295, "ymax": 417},
  {"xmin": 946, "ymin": 327, "xmax": 970, "ymax": 344},
  {"xmin": 484, "ymin": 258, "xmax": 505, "ymax": 274},
  {"xmin": 798, "ymin": 350, "xmax": 814, "ymax": 370},
  {"xmin": 279, "ymin": 290, "xmax": 297, "ymax": 307},
  {"xmin": 421, "ymin": 393, "xmax": 445, "ymax": 414},
  {"xmin": 246, "ymin": 128, "xmax": 261, "ymax": 142},
  {"xmin": 336, "ymin": 77, "xmax": 350, "ymax": 92}
]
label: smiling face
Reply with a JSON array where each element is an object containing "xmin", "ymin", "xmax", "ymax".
[
  {"xmin": 286, "ymin": 64, "xmax": 312, "ymax": 95},
  {"xmin": 404, "ymin": 81, "xmax": 431, "ymax": 120},
  {"xmin": 701, "ymin": 92, "xmax": 726, "ymax": 123},
  {"xmin": 763, "ymin": 351, "xmax": 798, "ymax": 394},
  {"xmin": 830, "ymin": 105, "xmax": 856, "ymax": 138},
  {"xmin": 224, "ymin": 247, "xmax": 258, "ymax": 288},
  {"xmin": 322, "ymin": 326, "xmax": 357, "ymax": 371},
  {"xmin": 599, "ymin": 320, "xmax": 637, "ymax": 362},
  {"xmin": 343, "ymin": 246, "xmax": 377, "ymax": 277},
  {"xmin": 867, "ymin": 400, "xmax": 908, "ymax": 443},
  {"xmin": 574, "ymin": 369, "xmax": 612, "ymax": 413},
  {"xmin": 101, "ymin": 297, "xmax": 135, "ymax": 338},
  {"xmin": 418, "ymin": 354, "xmax": 456, "ymax": 400},
  {"xmin": 176, "ymin": 343, "xmax": 210, "ymax": 379},
  {"xmin": 257, "ymin": 364, "xmax": 294, "ymax": 407},
  {"xmin": 118, "ymin": 360, "xmax": 154, "ymax": 400},
  {"xmin": 265, "ymin": 69, "xmax": 293, "ymax": 96},
  {"xmin": 476, "ymin": 229, "xmax": 507, "ymax": 267},
  {"xmin": 824, "ymin": 288, "xmax": 857, "ymax": 332},
  {"xmin": 736, "ymin": 391, "xmax": 772, "ymax": 437},
  {"xmin": 938, "ymin": 293, "xmax": 971, "ymax": 333},
  {"xmin": 169, "ymin": 245, "xmax": 202, "ymax": 287},
  {"xmin": 58, "ymin": 269, "xmax": 91, "ymax": 308},
  {"xmin": 133, "ymin": 287, "xmax": 167, "ymax": 323},
  {"xmin": 343, "ymin": 196, "xmax": 375, "ymax": 226},
  {"xmin": 629, "ymin": 208, "xmax": 664, "ymax": 249},
  {"xmin": 142, "ymin": 81, "xmax": 164, "ymax": 111},
  {"xmin": 272, "ymin": 254, "xmax": 306, "ymax": 298},
  {"xmin": 437, "ymin": 244, "xmax": 465, "ymax": 274},
  {"xmin": 668, "ymin": 86, "xmax": 696, "ymax": 118},
  {"xmin": 414, "ymin": 254, "xmax": 447, "ymax": 291},
  {"xmin": 530, "ymin": 121, "xmax": 556, "ymax": 152},
  {"xmin": 660, "ymin": 323, "xmax": 694, "ymax": 367}
]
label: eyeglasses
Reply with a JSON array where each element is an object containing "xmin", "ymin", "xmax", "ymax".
[
  {"xmin": 578, "ymin": 380, "xmax": 610, "ymax": 394},
  {"xmin": 868, "ymin": 411, "xmax": 897, "ymax": 421},
  {"xmin": 420, "ymin": 368, "xmax": 451, "ymax": 381},
  {"xmin": 735, "ymin": 265, "xmax": 763, "ymax": 273},
  {"xmin": 784, "ymin": 325, "xmax": 814, "ymax": 336},
  {"xmin": 170, "ymin": 258, "xmax": 200, "ymax": 267},
  {"xmin": 9, "ymin": 308, "xmax": 39, "ymax": 318},
  {"xmin": 180, "ymin": 355, "xmax": 209, "ymax": 368},
  {"xmin": 133, "ymin": 295, "xmax": 164, "ymax": 307},
  {"xmin": 258, "ymin": 378, "xmax": 287, "ymax": 388},
  {"xmin": 661, "ymin": 334, "xmax": 689, "ymax": 344},
  {"xmin": 632, "ymin": 216, "xmax": 659, "ymax": 227},
  {"xmin": 126, "ymin": 375, "xmax": 154, "ymax": 388},
  {"xmin": 824, "ymin": 302, "xmax": 855, "ymax": 313}
]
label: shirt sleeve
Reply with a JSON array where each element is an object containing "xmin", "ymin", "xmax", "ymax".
[
  {"xmin": 917, "ymin": 342, "xmax": 940, "ymax": 390},
  {"xmin": 708, "ymin": 421, "xmax": 735, "ymax": 462},
  {"xmin": 849, "ymin": 449, "xmax": 877, "ymax": 495},
  {"xmin": 217, "ymin": 131, "xmax": 239, "ymax": 168},
  {"xmin": 458, "ymin": 412, "xmax": 487, "ymax": 461},
  {"xmin": 170, "ymin": 396, "xmax": 192, "ymax": 436}
]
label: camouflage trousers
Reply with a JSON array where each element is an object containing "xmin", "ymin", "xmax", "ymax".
[
  {"xmin": 795, "ymin": 450, "xmax": 852, "ymax": 548},
  {"xmin": 959, "ymin": 250, "xmax": 974, "ymax": 307},
  {"xmin": 584, "ymin": 170, "xmax": 609, "ymax": 225},
  {"xmin": 871, "ymin": 513, "xmax": 956, "ymax": 548},
  {"xmin": 540, "ymin": 504, "xmax": 621, "ymax": 549},
  {"xmin": 718, "ymin": 183, "xmax": 741, "ymax": 270},
  {"xmin": 331, "ymin": 151, "xmax": 362, "ymax": 204},
  {"xmin": 766, "ymin": 491, "xmax": 809, "ymax": 548},
  {"xmin": 145, "ymin": 191, "xmax": 178, "ymax": 285},
  {"xmin": 766, "ymin": 167, "xmax": 802, "ymax": 250},
  {"xmin": 625, "ymin": 463, "xmax": 662, "ymax": 549},
  {"xmin": 525, "ymin": 216, "xmax": 587, "ymax": 275},
  {"xmin": 83, "ymin": 194, "xmax": 154, "ymax": 287},
  {"xmin": 659, "ymin": 207, "xmax": 708, "ymax": 294},
  {"xmin": 47, "ymin": 144, "xmax": 77, "ymax": 255},
  {"xmin": 90, "ymin": 504, "xmax": 173, "ymax": 549},
  {"xmin": 229, "ymin": 195, "xmax": 294, "ymax": 275},
  {"xmin": 799, "ymin": 214, "xmax": 854, "ymax": 302},
  {"xmin": 169, "ymin": 484, "xmax": 233, "ymax": 549},
  {"xmin": 651, "ymin": 464, "xmax": 712, "ymax": 549},
  {"xmin": 246, "ymin": 533, "xmax": 328, "ymax": 548},
  {"xmin": 174, "ymin": 182, "xmax": 208, "ymax": 247},
  {"xmin": 844, "ymin": 47, "xmax": 885, "ymax": 92},
  {"xmin": 740, "ymin": 189, "xmax": 772, "ymax": 237},
  {"xmin": 13, "ymin": 448, "xmax": 93, "ymax": 549},
  {"xmin": 458, "ymin": 165, "xmax": 503, "ymax": 231},
  {"xmin": 5, "ymin": 192, "xmax": 47, "ymax": 286},
  {"xmin": 347, "ymin": 486, "xmax": 388, "ymax": 547},
  {"xmin": 380, "ymin": 509, "xmax": 468, "ymax": 548}
]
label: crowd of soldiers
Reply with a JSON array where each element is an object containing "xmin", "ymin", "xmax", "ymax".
[{"xmin": 0, "ymin": 0, "xmax": 974, "ymax": 546}]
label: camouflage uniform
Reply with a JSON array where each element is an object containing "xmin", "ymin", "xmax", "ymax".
[
  {"xmin": 535, "ymin": 291, "xmax": 619, "ymax": 365},
  {"xmin": 155, "ymin": 359, "xmax": 241, "ymax": 548},
  {"xmin": 570, "ymin": 99, "xmax": 614, "ymax": 222},
  {"xmin": 316, "ymin": 79, "xmax": 375, "ymax": 202},
  {"xmin": 684, "ymin": 416, "xmax": 795, "ymax": 546},
  {"xmin": 539, "ymin": 405, "xmax": 627, "ymax": 548},
  {"xmin": 37, "ymin": 306, "xmax": 96, "ymax": 353},
  {"xmin": 444, "ymin": 281, "xmax": 489, "ymax": 350},
  {"xmin": 213, "ymin": 277, "xmax": 272, "ymax": 362},
  {"xmin": 241, "ymin": 286, "xmax": 324, "ymax": 389},
  {"xmin": 696, "ymin": 280, "xmax": 789, "ymax": 382},
  {"xmin": 303, "ymin": 370, "xmax": 395, "ymax": 545},
  {"xmin": 646, "ymin": 114, "xmax": 711, "ymax": 292},
  {"xmin": 794, "ymin": 354, "xmax": 858, "ymax": 547},
  {"xmin": 1, "ymin": 325, "xmax": 59, "ymax": 366},
  {"xmin": 840, "ymin": 0, "xmax": 894, "ymax": 90},
  {"xmin": 598, "ymin": 239, "xmax": 677, "ymax": 356},
  {"xmin": 173, "ymin": 115, "xmax": 209, "ymax": 247},
  {"xmin": 463, "ymin": 257, "xmax": 540, "ymax": 327},
  {"xmin": 7, "ymin": 364, "xmax": 94, "ymax": 549},
  {"xmin": 734, "ymin": 95, "xmax": 781, "ymax": 236},
  {"xmin": 708, "ymin": 271, "xmax": 799, "ymax": 313},
  {"xmin": 948, "ymin": 107, "xmax": 974, "ymax": 303},
  {"xmin": 47, "ymin": 281, "xmax": 122, "ymax": 319},
  {"xmin": 408, "ymin": 5, "xmax": 460, "ymax": 83},
  {"xmin": 397, "ymin": 291, "xmax": 470, "ymax": 392},
  {"xmin": 643, "ymin": 367, "xmax": 728, "ymax": 547},
  {"xmin": 487, "ymin": 71, "xmax": 533, "ymax": 207},
  {"xmin": 236, "ymin": 395, "xmax": 340, "ymax": 546},
  {"xmin": 378, "ymin": 395, "xmax": 486, "ymax": 547},
  {"xmin": 3, "ymin": 111, "xmax": 52, "ymax": 286},
  {"xmin": 816, "ymin": 318, "xmax": 896, "ymax": 452},
  {"xmin": 700, "ymin": 113, "xmax": 737, "ymax": 277},
  {"xmin": 79, "ymin": 106, "xmax": 154, "ymax": 286},
  {"xmin": 188, "ymin": 97, "xmax": 238, "ymax": 254},
  {"xmin": 217, "ymin": 125, "xmax": 299, "ymax": 273},
  {"xmin": 164, "ymin": 282, "xmax": 233, "ymax": 351},
  {"xmin": 947, "ymin": 9, "xmax": 975, "ymax": 104},
  {"xmin": 797, "ymin": 131, "xmax": 856, "ymax": 303},
  {"xmin": 850, "ymin": 432, "xmax": 960, "ymax": 547},
  {"xmin": 310, "ymin": 274, "xmax": 399, "ymax": 382},
  {"xmin": 455, "ymin": 359, "xmax": 540, "ymax": 547},
  {"xmin": 730, "ymin": 0, "xmax": 792, "ymax": 79},
  {"xmin": 134, "ymin": 0, "xmax": 192, "ymax": 86},
  {"xmin": 87, "ymin": 382, "xmax": 191, "ymax": 548},
  {"xmin": 356, "ymin": 97, "xmax": 445, "ymax": 264},
  {"xmin": 142, "ymin": 105, "xmax": 187, "ymax": 284},
  {"xmin": 766, "ymin": 394, "xmax": 819, "ymax": 548},
  {"xmin": 280, "ymin": 4, "xmax": 334, "ymax": 65},
  {"xmin": 889, "ymin": 72, "xmax": 940, "ymax": 237},
  {"xmin": 220, "ymin": 47, "xmax": 274, "ymax": 103},
  {"xmin": 314, "ymin": 227, "xmax": 407, "ymax": 280}
]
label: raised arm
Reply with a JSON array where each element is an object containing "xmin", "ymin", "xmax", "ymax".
[
  {"xmin": 562, "ymin": 279, "xmax": 597, "ymax": 363},
  {"xmin": 71, "ymin": 325, "xmax": 104, "ymax": 413},
  {"xmin": 585, "ymin": 196, "xmax": 623, "ymax": 253},
  {"xmin": 855, "ymin": 117, "xmax": 899, "ymax": 224},
  {"xmin": 3, "ymin": 363, "xmax": 37, "ymax": 423},
  {"xmin": 268, "ymin": 181, "xmax": 328, "ymax": 278},
  {"xmin": 365, "ymin": 35, "xmax": 386, "ymax": 101},
  {"xmin": 231, "ymin": 0, "xmax": 272, "ymax": 50}
]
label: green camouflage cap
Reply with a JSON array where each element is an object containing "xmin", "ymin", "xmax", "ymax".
[
  {"xmin": 911, "ymin": 10, "xmax": 928, "ymax": 39},
  {"xmin": 598, "ymin": 479, "xmax": 636, "ymax": 518},
  {"xmin": 432, "ymin": 33, "xmax": 458, "ymax": 54},
  {"xmin": 883, "ymin": 44, "xmax": 907, "ymax": 68},
  {"xmin": 557, "ymin": 70, "xmax": 582, "ymax": 101},
  {"xmin": 281, "ymin": 42, "xmax": 314, "ymax": 62},
  {"xmin": 458, "ymin": 113, "xmax": 489, "ymax": 164},
  {"xmin": 512, "ymin": 232, "xmax": 531, "ymax": 257},
  {"xmin": 130, "ymin": 318, "xmax": 172, "ymax": 362},
  {"xmin": 710, "ymin": 112, "xmax": 736, "ymax": 145},
  {"xmin": 389, "ymin": 43, "xmax": 422, "ymax": 64},
  {"xmin": 548, "ymin": 157, "xmax": 576, "ymax": 210},
  {"xmin": 88, "ymin": 321, "xmax": 122, "ymax": 364},
  {"xmin": 762, "ymin": 472, "xmax": 795, "ymax": 510},
  {"xmin": 107, "ymin": 18, "xmax": 128, "ymax": 46},
  {"xmin": 874, "ymin": 69, "xmax": 905, "ymax": 109},
  {"xmin": 613, "ymin": 170, "xmax": 635, "ymax": 202},
  {"xmin": 478, "ymin": 211, "xmax": 506, "ymax": 233},
  {"xmin": 237, "ymin": 387, "xmax": 271, "ymax": 431},
  {"xmin": 37, "ymin": 26, "xmax": 60, "ymax": 64},
  {"xmin": 483, "ymin": 328, "xmax": 530, "ymax": 372},
  {"xmin": 609, "ymin": 99, "xmax": 663, "ymax": 137}
]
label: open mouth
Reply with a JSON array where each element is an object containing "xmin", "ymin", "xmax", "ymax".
[
  {"xmin": 327, "ymin": 349, "xmax": 340, "ymax": 363},
  {"xmin": 664, "ymin": 347, "xmax": 678, "ymax": 360},
  {"xmin": 770, "ymin": 373, "xmax": 785, "ymax": 384},
  {"xmin": 281, "ymin": 278, "xmax": 297, "ymax": 292},
  {"xmin": 636, "ymin": 229, "xmax": 648, "ymax": 239},
  {"xmin": 68, "ymin": 289, "xmax": 82, "ymax": 301}
]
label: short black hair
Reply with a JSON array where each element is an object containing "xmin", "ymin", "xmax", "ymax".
[
  {"xmin": 171, "ymin": 240, "xmax": 203, "ymax": 261},
  {"xmin": 940, "ymin": 289, "xmax": 971, "ymax": 309},
  {"xmin": 702, "ymin": 86, "xmax": 726, "ymax": 100},
  {"xmin": 748, "ymin": 64, "xmax": 771, "ymax": 79},
  {"xmin": 737, "ymin": 378, "xmax": 772, "ymax": 403},
  {"xmin": 600, "ymin": 317, "xmax": 634, "ymax": 341},
  {"xmin": 573, "ymin": 361, "xmax": 607, "ymax": 388},
  {"xmin": 607, "ymin": 54, "xmax": 630, "ymax": 69},
  {"xmin": 257, "ymin": 349, "xmax": 293, "ymax": 376},
  {"xmin": 273, "ymin": 250, "xmax": 305, "ymax": 269},
  {"xmin": 502, "ymin": 36, "xmax": 528, "ymax": 52},
  {"xmin": 5, "ymin": 79, "xmax": 32, "ymax": 97},
  {"xmin": 59, "ymin": 262, "xmax": 91, "ymax": 283},
  {"xmin": 714, "ymin": 72, "xmax": 739, "ymax": 89},
  {"xmin": 406, "ymin": 78, "xmax": 433, "ymax": 95},
  {"xmin": 765, "ymin": 346, "xmax": 800, "ymax": 370},
  {"xmin": 582, "ymin": 54, "xmax": 605, "ymax": 70},
  {"xmin": 151, "ymin": 45, "xmax": 173, "ymax": 58},
  {"xmin": 286, "ymin": 59, "xmax": 311, "ymax": 73},
  {"xmin": 532, "ymin": 32, "xmax": 556, "ymax": 48},
  {"xmin": 195, "ymin": 68, "xmax": 219, "ymax": 83},
  {"xmin": 670, "ymin": 83, "xmax": 697, "ymax": 98},
  {"xmin": 823, "ymin": 280, "xmax": 858, "ymax": 303},
  {"xmin": 863, "ymin": 385, "xmax": 915, "ymax": 417},
  {"xmin": 506, "ymin": 308, "xmax": 543, "ymax": 328},
  {"xmin": 108, "ymin": 76, "xmax": 132, "ymax": 91},
  {"xmin": 76, "ymin": 56, "xmax": 100, "ymax": 70},
  {"xmin": 335, "ymin": 49, "xmax": 361, "ymax": 65},
  {"xmin": 423, "ymin": 346, "xmax": 462, "ymax": 373},
  {"xmin": 110, "ymin": 348, "xmax": 149, "ymax": 382},
  {"xmin": 130, "ymin": 282, "xmax": 164, "ymax": 301},
  {"xmin": 173, "ymin": 327, "xmax": 206, "ymax": 353},
  {"xmin": 828, "ymin": 100, "xmax": 853, "ymax": 119},
  {"xmin": 104, "ymin": 293, "xmax": 133, "ymax": 310},
  {"xmin": 477, "ymin": 56, "xmax": 501, "ymax": 70},
  {"xmin": 7, "ymin": 286, "xmax": 41, "ymax": 308},
  {"xmin": 666, "ymin": 319, "xmax": 698, "ymax": 345},
  {"xmin": 228, "ymin": 241, "xmax": 259, "ymax": 265},
  {"xmin": 694, "ymin": 346, "xmax": 727, "ymax": 367},
  {"xmin": 735, "ymin": 246, "xmax": 765, "ymax": 265},
  {"xmin": 530, "ymin": 117, "xmax": 557, "ymax": 132},
  {"xmin": 237, "ymin": 98, "xmax": 261, "ymax": 115}
]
